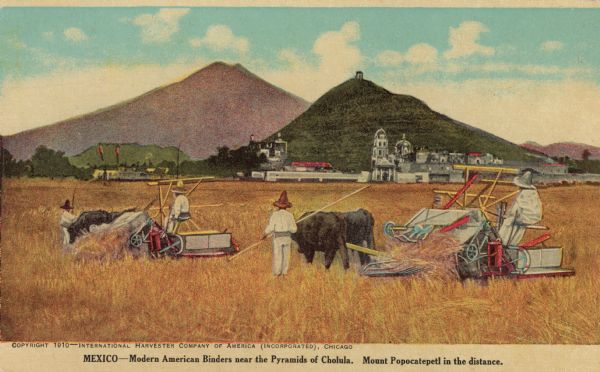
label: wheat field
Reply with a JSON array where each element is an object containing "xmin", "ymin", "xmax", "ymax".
[{"xmin": 1, "ymin": 178, "xmax": 599, "ymax": 343}]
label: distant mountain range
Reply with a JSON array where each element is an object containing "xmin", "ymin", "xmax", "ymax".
[
  {"xmin": 274, "ymin": 77, "xmax": 534, "ymax": 171},
  {"xmin": 3, "ymin": 62, "xmax": 310, "ymax": 160},
  {"xmin": 4, "ymin": 62, "xmax": 544, "ymax": 171},
  {"xmin": 520, "ymin": 141, "xmax": 600, "ymax": 160}
]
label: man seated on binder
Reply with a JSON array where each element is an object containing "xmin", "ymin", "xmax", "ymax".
[
  {"xmin": 166, "ymin": 181, "xmax": 190, "ymax": 233},
  {"xmin": 498, "ymin": 171, "xmax": 542, "ymax": 247}
]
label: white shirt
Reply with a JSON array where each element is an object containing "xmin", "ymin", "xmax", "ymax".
[
  {"xmin": 264, "ymin": 209, "xmax": 297, "ymax": 235},
  {"xmin": 60, "ymin": 210, "xmax": 77, "ymax": 246},
  {"xmin": 509, "ymin": 189, "xmax": 542, "ymax": 225},
  {"xmin": 170, "ymin": 194, "xmax": 190, "ymax": 219}
]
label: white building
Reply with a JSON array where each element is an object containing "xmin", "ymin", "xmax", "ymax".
[
  {"xmin": 257, "ymin": 132, "xmax": 288, "ymax": 170},
  {"xmin": 369, "ymin": 128, "xmax": 505, "ymax": 183},
  {"xmin": 394, "ymin": 134, "xmax": 414, "ymax": 163},
  {"xmin": 371, "ymin": 129, "xmax": 397, "ymax": 181}
]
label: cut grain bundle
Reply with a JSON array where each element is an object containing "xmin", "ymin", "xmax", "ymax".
[
  {"xmin": 383, "ymin": 232, "xmax": 463, "ymax": 280},
  {"xmin": 72, "ymin": 227, "xmax": 132, "ymax": 262},
  {"xmin": 68, "ymin": 211, "xmax": 150, "ymax": 262}
]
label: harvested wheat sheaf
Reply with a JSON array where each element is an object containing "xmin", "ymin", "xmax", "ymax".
[
  {"xmin": 385, "ymin": 232, "xmax": 463, "ymax": 280},
  {"xmin": 72, "ymin": 228, "xmax": 133, "ymax": 262}
]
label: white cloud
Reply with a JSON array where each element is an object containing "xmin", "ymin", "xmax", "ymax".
[
  {"xmin": 42, "ymin": 31, "xmax": 54, "ymax": 41},
  {"xmin": 131, "ymin": 8, "xmax": 190, "ymax": 43},
  {"xmin": 541, "ymin": 40, "xmax": 564, "ymax": 52},
  {"xmin": 0, "ymin": 61, "xmax": 206, "ymax": 135},
  {"xmin": 313, "ymin": 21, "xmax": 361, "ymax": 76},
  {"xmin": 376, "ymin": 50, "xmax": 404, "ymax": 66},
  {"xmin": 377, "ymin": 43, "xmax": 438, "ymax": 67},
  {"xmin": 457, "ymin": 62, "xmax": 588, "ymax": 77},
  {"xmin": 385, "ymin": 79, "xmax": 600, "ymax": 146},
  {"xmin": 260, "ymin": 21, "xmax": 363, "ymax": 101},
  {"xmin": 189, "ymin": 25, "xmax": 249, "ymax": 54},
  {"xmin": 444, "ymin": 21, "xmax": 495, "ymax": 59},
  {"xmin": 277, "ymin": 48, "xmax": 305, "ymax": 66},
  {"xmin": 63, "ymin": 27, "xmax": 88, "ymax": 42},
  {"xmin": 405, "ymin": 43, "xmax": 439, "ymax": 64},
  {"xmin": 6, "ymin": 37, "xmax": 27, "ymax": 49}
]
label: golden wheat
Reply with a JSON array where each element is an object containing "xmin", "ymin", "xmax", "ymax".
[{"xmin": 1, "ymin": 178, "xmax": 599, "ymax": 343}]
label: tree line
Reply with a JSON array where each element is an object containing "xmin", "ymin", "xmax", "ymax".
[
  {"xmin": 2, "ymin": 146, "xmax": 92, "ymax": 179},
  {"xmin": 1, "ymin": 142, "xmax": 267, "ymax": 179}
]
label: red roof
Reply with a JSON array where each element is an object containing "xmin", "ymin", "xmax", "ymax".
[
  {"xmin": 291, "ymin": 161, "xmax": 333, "ymax": 168},
  {"xmin": 467, "ymin": 152, "xmax": 482, "ymax": 156}
]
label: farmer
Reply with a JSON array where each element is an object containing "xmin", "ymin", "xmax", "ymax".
[
  {"xmin": 59, "ymin": 199, "xmax": 77, "ymax": 248},
  {"xmin": 166, "ymin": 180, "xmax": 190, "ymax": 233},
  {"xmin": 498, "ymin": 171, "xmax": 542, "ymax": 246},
  {"xmin": 263, "ymin": 191, "xmax": 297, "ymax": 276}
]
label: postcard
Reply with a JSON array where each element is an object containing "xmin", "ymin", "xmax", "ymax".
[{"xmin": 1, "ymin": 1, "xmax": 599, "ymax": 371}]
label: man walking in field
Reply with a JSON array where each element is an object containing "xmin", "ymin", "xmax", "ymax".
[
  {"xmin": 263, "ymin": 191, "xmax": 297, "ymax": 276},
  {"xmin": 498, "ymin": 171, "xmax": 543, "ymax": 246}
]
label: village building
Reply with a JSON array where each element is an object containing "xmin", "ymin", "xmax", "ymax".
[
  {"xmin": 255, "ymin": 132, "xmax": 288, "ymax": 170},
  {"xmin": 370, "ymin": 128, "xmax": 507, "ymax": 183},
  {"xmin": 466, "ymin": 152, "xmax": 504, "ymax": 165},
  {"xmin": 368, "ymin": 128, "xmax": 573, "ymax": 183},
  {"xmin": 371, "ymin": 129, "xmax": 397, "ymax": 181}
]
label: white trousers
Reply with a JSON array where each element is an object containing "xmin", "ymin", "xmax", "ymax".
[
  {"xmin": 498, "ymin": 217, "xmax": 526, "ymax": 247},
  {"xmin": 272, "ymin": 236, "xmax": 292, "ymax": 275}
]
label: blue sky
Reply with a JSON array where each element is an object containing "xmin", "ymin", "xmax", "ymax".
[{"xmin": 2, "ymin": 7, "xmax": 600, "ymax": 145}]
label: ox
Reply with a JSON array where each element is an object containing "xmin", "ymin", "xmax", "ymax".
[
  {"xmin": 293, "ymin": 212, "xmax": 349, "ymax": 270},
  {"xmin": 293, "ymin": 209, "xmax": 376, "ymax": 270},
  {"xmin": 340, "ymin": 208, "xmax": 375, "ymax": 266},
  {"xmin": 67, "ymin": 208, "xmax": 135, "ymax": 244}
]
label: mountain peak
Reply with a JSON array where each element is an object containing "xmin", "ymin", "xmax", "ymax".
[
  {"xmin": 194, "ymin": 61, "xmax": 253, "ymax": 74},
  {"xmin": 311, "ymin": 76, "xmax": 428, "ymax": 112},
  {"xmin": 277, "ymin": 76, "xmax": 531, "ymax": 171},
  {"xmin": 4, "ymin": 63, "xmax": 311, "ymax": 160}
]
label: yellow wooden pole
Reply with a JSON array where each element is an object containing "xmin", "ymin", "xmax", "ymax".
[
  {"xmin": 482, "ymin": 169, "xmax": 503, "ymax": 209},
  {"xmin": 346, "ymin": 243, "xmax": 390, "ymax": 257},
  {"xmin": 463, "ymin": 168, "xmax": 469, "ymax": 207},
  {"xmin": 185, "ymin": 179, "xmax": 204, "ymax": 196},
  {"xmin": 485, "ymin": 190, "xmax": 520, "ymax": 209}
]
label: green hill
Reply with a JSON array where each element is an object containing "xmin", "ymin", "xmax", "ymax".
[
  {"xmin": 69, "ymin": 143, "xmax": 189, "ymax": 168},
  {"xmin": 275, "ymin": 78, "xmax": 535, "ymax": 171}
]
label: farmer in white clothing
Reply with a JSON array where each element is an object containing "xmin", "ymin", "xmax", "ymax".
[
  {"xmin": 498, "ymin": 171, "xmax": 543, "ymax": 246},
  {"xmin": 59, "ymin": 199, "xmax": 77, "ymax": 249},
  {"xmin": 166, "ymin": 181, "xmax": 190, "ymax": 233},
  {"xmin": 263, "ymin": 191, "xmax": 297, "ymax": 276}
]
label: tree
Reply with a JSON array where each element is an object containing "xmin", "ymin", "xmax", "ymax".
[
  {"xmin": 582, "ymin": 149, "xmax": 592, "ymax": 161},
  {"xmin": 1, "ymin": 147, "xmax": 30, "ymax": 177},
  {"xmin": 30, "ymin": 145, "xmax": 91, "ymax": 179}
]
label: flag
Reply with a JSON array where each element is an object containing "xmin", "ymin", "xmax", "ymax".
[
  {"xmin": 97, "ymin": 144, "xmax": 104, "ymax": 161},
  {"xmin": 115, "ymin": 145, "xmax": 120, "ymax": 165}
]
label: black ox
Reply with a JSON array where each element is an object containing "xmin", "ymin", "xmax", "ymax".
[
  {"xmin": 342, "ymin": 208, "xmax": 375, "ymax": 266},
  {"xmin": 67, "ymin": 209, "xmax": 134, "ymax": 244},
  {"xmin": 293, "ymin": 208, "xmax": 375, "ymax": 270}
]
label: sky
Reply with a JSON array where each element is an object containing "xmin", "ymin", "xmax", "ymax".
[{"xmin": 1, "ymin": 7, "xmax": 600, "ymax": 146}]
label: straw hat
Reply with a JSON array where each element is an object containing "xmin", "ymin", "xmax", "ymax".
[
  {"xmin": 273, "ymin": 191, "xmax": 292, "ymax": 209},
  {"xmin": 513, "ymin": 171, "xmax": 536, "ymax": 189},
  {"xmin": 172, "ymin": 180, "xmax": 186, "ymax": 194},
  {"xmin": 60, "ymin": 199, "xmax": 74, "ymax": 210}
]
